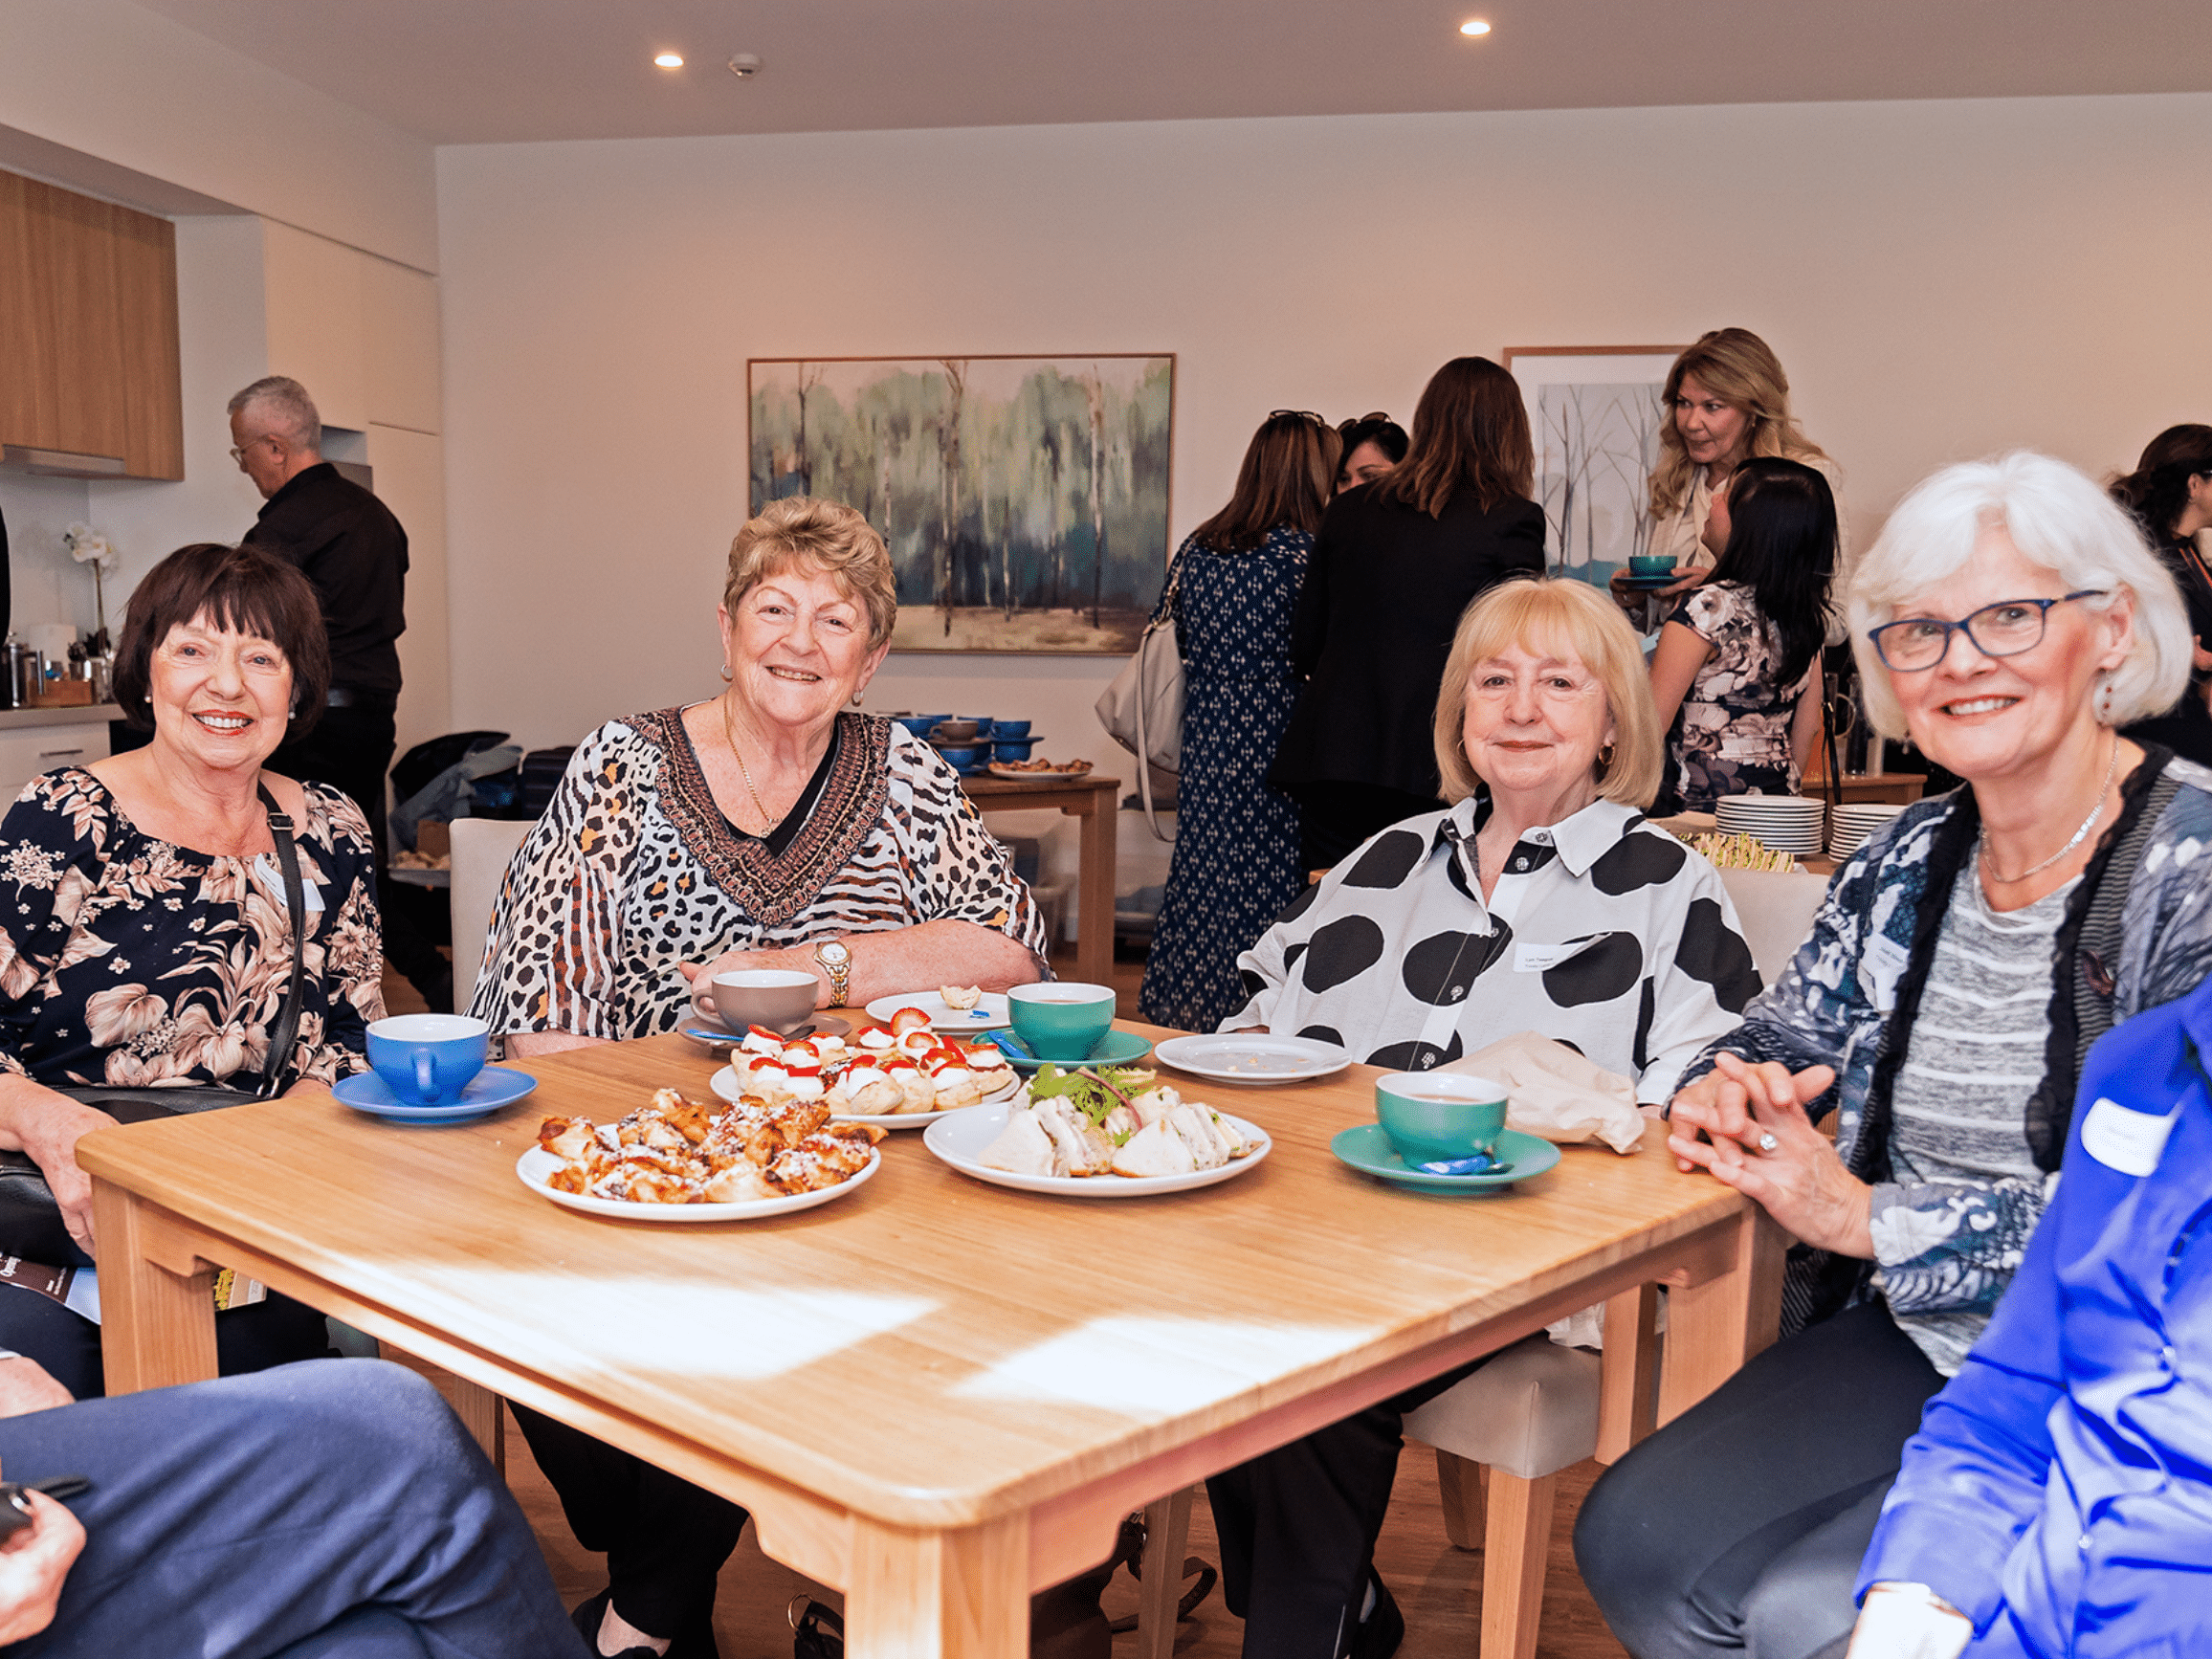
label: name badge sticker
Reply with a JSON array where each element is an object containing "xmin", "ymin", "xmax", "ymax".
[
  {"xmin": 252, "ymin": 853, "xmax": 325, "ymax": 914},
  {"xmin": 2079, "ymin": 1095, "xmax": 2180, "ymax": 1178},
  {"xmin": 1514, "ymin": 937, "xmax": 1601, "ymax": 974}
]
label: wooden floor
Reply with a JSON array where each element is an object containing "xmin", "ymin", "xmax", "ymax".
[{"xmin": 384, "ymin": 949, "xmax": 1630, "ymax": 1657}]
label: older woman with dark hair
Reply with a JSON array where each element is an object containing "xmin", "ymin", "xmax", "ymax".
[
  {"xmin": 1271, "ymin": 358, "xmax": 1547, "ymax": 870},
  {"xmin": 1211, "ymin": 579, "xmax": 1758, "ymax": 1657},
  {"xmin": 471, "ymin": 496, "xmax": 1048, "ymax": 1658},
  {"xmin": 1576, "ymin": 453, "xmax": 2212, "ymax": 1659},
  {"xmin": 1139, "ymin": 409, "xmax": 1339, "ymax": 1032},
  {"xmin": 0, "ymin": 542, "xmax": 384, "ymax": 1396}
]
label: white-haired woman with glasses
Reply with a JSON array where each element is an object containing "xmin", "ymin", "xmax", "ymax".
[{"xmin": 1575, "ymin": 452, "xmax": 2212, "ymax": 1659}]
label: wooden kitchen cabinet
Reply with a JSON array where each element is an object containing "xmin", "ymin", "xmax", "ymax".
[{"xmin": 0, "ymin": 168, "xmax": 184, "ymax": 480}]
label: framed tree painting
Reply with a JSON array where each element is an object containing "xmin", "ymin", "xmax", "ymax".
[
  {"xmin": 747, "ymin": 353, "xmax": 1175, "ymax": 653},
  {"xmin": 1503, "ymin": 346, "xmax": 1686, "ymax": 587}
]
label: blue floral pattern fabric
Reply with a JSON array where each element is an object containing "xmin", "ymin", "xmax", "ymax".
[
  {"xmin": 0, "ymin": 768, "xmax": 384, "ymax": 1089},
  {"xmin": 1139, "ymin": 527, "xmax": 1311, "ymax": 1033},
  {"xmin": 1681, "ymin": 761, "xmax": 2212, "ymax": 1337}
]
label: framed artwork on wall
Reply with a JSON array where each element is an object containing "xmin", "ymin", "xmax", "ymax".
[
  {"xmin": 1503, "ymin": 346, "xmax": 1686, "ymax": 586},
  {"xmin": 747, "ymin": 353, "xmax": 1175, "ymax": 654}
]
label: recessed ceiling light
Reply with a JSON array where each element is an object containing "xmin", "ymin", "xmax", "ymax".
[
  {"xmin": 1459, "ymin": 18, "xmax": 1492, "ymax": 35},
  {"xmin": 653, "ymin": 52, "xmax": 684, "ymax": 69},
  {"xmin": 728, "ymin": 54, "xmax": 763, "ymax": 78}
]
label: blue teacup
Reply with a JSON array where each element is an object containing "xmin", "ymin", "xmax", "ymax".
[
  {"xmin": 990, "ymin": 719, "xmax": 1031, "ymax": 739},
  {"xmin": 1008, "ymin": 982, "xmax": 1117, "ymax": 1062},
  {"xmin": 1375, "ymin": 1071, "xmax": 1509, "ymax": 1163},
  {"xmin": 366, "ymin": 1014, "xmax": 490, "ymax": 1105},
  {"xmin": 993, "ymin": 739, "xmax": 1038, "ymax": 763},
  {"xmin": 1627, "ymin": 555, "xmax": 1677, "ymax": 577}
]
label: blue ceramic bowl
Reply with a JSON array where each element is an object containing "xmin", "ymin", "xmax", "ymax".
[
  {"xmin": 366, "ymin": 1014, "xmax": 490, "ymax": 1105},
  {"xmin": 936, "ymin": 743, "xmax": 984, "ymax": 770},
  {"xmin": 894, "ymin": 714, "xmax": 948, "ymax": 739},
  {"xmin": 990, "ymin": 719, "xmax": 1031, "ymax": 740},
  {"xmin": 993, "ymin": 739, "xmax": 1038, "ymax": 762}
]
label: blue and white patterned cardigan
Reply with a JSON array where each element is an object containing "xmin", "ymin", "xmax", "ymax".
[{"xmin": 1680, "ymin": 760, "xmax": 2212, "ymax": 1324}]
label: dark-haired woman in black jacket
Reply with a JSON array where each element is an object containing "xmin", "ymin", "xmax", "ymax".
[
  {"xmin": 1648, "ymin": 456, "xmax": 1837, "ymax": 810},
  {"xmin": 1270, "ymin": 358, "xmax": 1546, "ymax": 871},
  {"xmin": 2114, "ymin": 423, "xmax": 2212, "ymax": 767}
]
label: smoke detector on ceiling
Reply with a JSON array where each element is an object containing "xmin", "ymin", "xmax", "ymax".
[{"xmin": 728, "ymin": 55, "xmax": 763, "ymax": 79}]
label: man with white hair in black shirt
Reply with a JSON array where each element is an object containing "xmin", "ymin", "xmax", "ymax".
[{"xmin": 227, "ymin": 376, "xmax": 448, "ymax": 1007}]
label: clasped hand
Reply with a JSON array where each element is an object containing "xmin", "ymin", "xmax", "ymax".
[{"xmin": 1667, "ymin": 1052, "xmax": 1873, "ymax": 1257}]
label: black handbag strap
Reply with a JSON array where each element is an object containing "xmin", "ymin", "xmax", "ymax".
[{"xmin": 255, "ymin": 783, "xmax": 309, "ymax": 1099}]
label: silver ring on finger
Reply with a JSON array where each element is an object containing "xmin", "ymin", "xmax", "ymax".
[{"xmin": 1757, "ymin": 1132, "xmax": 1780, "ymax": 1155}]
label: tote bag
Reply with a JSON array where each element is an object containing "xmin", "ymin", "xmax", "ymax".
[{"xmin": 1095, "ymin": 561, "xmax": 1183, "ymax": 841}]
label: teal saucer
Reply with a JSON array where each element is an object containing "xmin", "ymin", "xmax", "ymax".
[
  {"xmin": 1329, "ymin": 1124, "xmax": 1560, "ymax": 1194},
  {"xmin": 989, "ymin": 1028, "xmax": 1155, "ymax": 1073}
]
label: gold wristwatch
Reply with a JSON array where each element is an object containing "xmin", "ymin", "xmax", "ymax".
[{"xmin": 813, "ymin": 940, "xmax": 852, "ymax": 1006}]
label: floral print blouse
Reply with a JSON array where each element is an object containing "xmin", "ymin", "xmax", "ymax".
[
  {"xmin": 1666, "ymin": 580, "xmax": 1816, "ymax": 809},
  {"xmin": 0, "ymin": 769, "xmax": 384, "ymax": 1090}
]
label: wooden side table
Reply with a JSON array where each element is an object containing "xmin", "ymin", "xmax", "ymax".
[{"xmin": 960, "ymin": 773, "xmax": 1121, "ymax": 985}]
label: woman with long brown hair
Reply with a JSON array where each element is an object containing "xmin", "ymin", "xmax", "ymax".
[
  {"xmin": 2113, "ymin": 423, "xmax": 2212, "ymax": 765},
  {"xmin": 1269, "ymin": 357, "xmax": 1546, "ymax": 870},
  {"xmin": 1138, "ymin": 409, "xmax": 1340, "ymax": 1031},
  {"xmin": 1618, "ymin": 328, "xmax": 1845, "ymax": 618}
]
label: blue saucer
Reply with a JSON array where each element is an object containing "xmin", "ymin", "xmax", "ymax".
[
  {"xmin": 986, "ymin": 1028, "xmax": 1155, "ymax": 1073},
  {"xmin": 1329, "ymin": 1124, "xmax": 1559, "ymax": 1194},
  {"xmin": 335, "ymin": 1065, "xmax": 539, "ymax": 1123}
]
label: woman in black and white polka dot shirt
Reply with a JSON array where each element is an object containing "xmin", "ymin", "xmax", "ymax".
[{"xmin": 1209, "ymin": 576, "xmax": 1759, "ymax": 1655}]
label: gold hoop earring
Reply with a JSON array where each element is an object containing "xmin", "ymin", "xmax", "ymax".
[
  {"xmin": 851, "ymin": 691, "xmax": 864, "ymax": 706},
  {"xmin": 1596, "ymin": 742, "xmax": 1616, "ymax": 778}
]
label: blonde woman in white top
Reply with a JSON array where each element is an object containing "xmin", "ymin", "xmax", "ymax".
[{"xmin": 1617, "ymin": 329, "xmax": 1847, "ymax": 626}]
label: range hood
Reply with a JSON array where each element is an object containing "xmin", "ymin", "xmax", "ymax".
[{"xmin": 0, "ymin": 445, "xmax": 126, "ymax": 479}]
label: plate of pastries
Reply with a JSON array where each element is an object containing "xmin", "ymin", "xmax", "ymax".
[{"xmin": 520, "ymin": 1087, "xmax": 883, "ymax": 1220}]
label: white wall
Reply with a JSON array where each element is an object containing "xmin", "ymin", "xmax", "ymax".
[
  {"xmin": 436, "ymin": 92, "xmax": 2212, "ymax": 785},
  {"xmin": 0, "ymin": 0, "xmax": 436, "ymax": 269}
]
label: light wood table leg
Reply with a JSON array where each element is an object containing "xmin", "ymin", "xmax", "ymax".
[
  {"xmin": 1594, "ymin": 1283, "xmax": 1661, "ymax": 1464},
  {"xmin": 846, "ymin": 1514, "xmax": 1028, "ymax": 1658},
  {"xmin": 1657, "ymin": 1209, "xmax": 1783, "ymax": 1425},
  {"xmin": 1070, "ymin": 794, "xmax": 1116, "ymax": 987},
  {"xmin": 92, "ymin": 1181, "xmax": 218, "ymax": 1396},
  {"xmin": 447, "ymin": 1378, "xmax": 507, "ymax": 1473},
  {"xmin": 1482, "ymin": 1468, "xmax": 1557, "ymax": 1659},
  {"xmin": 1135, "ymin": 1487, "xmax": 1193, "ymax": 1659}
]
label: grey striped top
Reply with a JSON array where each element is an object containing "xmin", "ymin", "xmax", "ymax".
[{"xmin": 1870, "ymin": 864, "xmax": 2075, "ymax": 1376}]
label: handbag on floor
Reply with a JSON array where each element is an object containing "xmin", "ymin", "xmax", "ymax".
[
  {"xmin": 1095, "ymin": 556, "xmax": 1185, "ymax": 843},
  {"xmin": 0, "ymin": 785, "xmax": 310, "ymax": 1266}
]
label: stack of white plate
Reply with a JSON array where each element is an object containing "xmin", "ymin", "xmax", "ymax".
[
  {"xmin": 1827, "ymin": 801, "xmax": 1909, "ymax": 858},
  {"xmin": 1713, "ymin": 795, "xmax": 1826, "ymax": 856}
]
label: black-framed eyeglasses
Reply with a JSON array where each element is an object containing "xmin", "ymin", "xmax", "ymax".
[{"xmin": 1867, "ymin": 591, "xmax": 2106, "ymax": 673}]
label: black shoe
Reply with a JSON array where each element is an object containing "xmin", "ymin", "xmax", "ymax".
[
  {"xmin": 1345, "ymin": 1575, "xmax": 1404, "ymax": 1659},
  {"xmin": 570, "ymin": 1587, "xmax": 665, "ymax": 1659}
]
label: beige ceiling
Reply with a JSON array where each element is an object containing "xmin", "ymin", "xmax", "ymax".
[{"xmin": 126, "ymin": 0, "xmax": 2212, "ymax": 145}]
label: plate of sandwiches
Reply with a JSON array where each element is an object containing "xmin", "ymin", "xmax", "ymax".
[
  {"xmin": 520, "ymin": 1087, "xmax": 882, "ymax": 1222},
  {"xmin": 710, "ymin": 1007, "xmax": 1025, "ymax": 1127},
  {"xmin": 924, "ymin": 1065, "xmax": 1270, "ymax": 1197}
]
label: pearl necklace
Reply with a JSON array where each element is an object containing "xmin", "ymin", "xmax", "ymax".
[{"xmin": 1978, "ymin": 736, "xmax": 2121, "ymax": 885}]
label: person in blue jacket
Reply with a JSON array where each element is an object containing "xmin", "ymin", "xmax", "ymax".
[{"xmin": 1847, "ymin": 963, "xmax": 2212, "ymax": 1658}]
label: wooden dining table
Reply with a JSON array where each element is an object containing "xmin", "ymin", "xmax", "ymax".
[{"xmin": 80, "ymin": 1023, "xmax": 1780, "ymax": 1657}]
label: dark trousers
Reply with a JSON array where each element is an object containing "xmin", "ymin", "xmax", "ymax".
[
  {"xmin": 1292, "ymin": 783, "xmax": 1442, "ymax": 874},
  {"xmin": 1206, "ymin": 1358, "xmax": 1483, "ymax": 1659},
  {"xmin": 0, "ymin": 1279, "xmax": 334, "ymax": 1401},
  {"xmin": 511, "ymin": 1404, "xmax": 750, "ymax": 1642},
  {"xmin": 1573, "ymin": 1301, "xmax": 1945, "ymax": 1659},
  {"xmin": 0, "ymin": 1359, "xmax": 586, "ymax": 1659},
  {"xmin": 270, "ymin": 701, "xmax": 452, "ymax": 1009}
]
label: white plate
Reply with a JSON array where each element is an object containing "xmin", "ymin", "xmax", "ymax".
[
  {"xmin": 923, "ymin": 1103, "xmax": 1272, "ymax": 1197},
  {"xmin": 1152, "ymin": 1032, "xmax": 1351, "ymax": 1084},
  {"xmin": 862, "ymin": 991, "xmax": 1012, "ymax": 1031},
  {"xmin": 514, "ymin": 1144, "xmax": 878, "ymax": 1221},
  {"xmin": 708, "ymin": 1064, "xmax": 1023, "ymax": 1126}
]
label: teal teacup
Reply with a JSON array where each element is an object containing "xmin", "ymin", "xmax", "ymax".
[
  {"xmin": 1628, "ymin": 554, "xmax": 1678, "ymax": 577},
  {"xmin": 1375, "ymin": 1072, "xmax": 1508, "ymax": 1163},
  {"xmin": 366, "ymin": 1014, "xmax": 490, "ymax": 1105},
  {"xmin": 1007, "ymin": 982, "xmax": 1117, "ymax": 1062}
]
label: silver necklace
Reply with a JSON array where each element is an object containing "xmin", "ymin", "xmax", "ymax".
[{"xmin": 1978, "ymin": 736, "xmax": 2121, "ymax": 884}]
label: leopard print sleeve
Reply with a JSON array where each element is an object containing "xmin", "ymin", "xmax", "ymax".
[
  {"xmin": 883, "ymin": 731, "xmax": 1051, "ymax": 967},
  {"xmin": 468, "ymin": 721, "xmax": 652, "ymax": 1040}
]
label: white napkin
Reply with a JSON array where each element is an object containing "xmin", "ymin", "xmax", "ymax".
[{"xmin": 1435, "ymin": 1030, "xmax": 1645, "ymax": 1155}]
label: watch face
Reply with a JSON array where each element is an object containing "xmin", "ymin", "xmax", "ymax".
[{"xmin": 818, "ymin": 941, "xmax": 851, "ymax": 965}]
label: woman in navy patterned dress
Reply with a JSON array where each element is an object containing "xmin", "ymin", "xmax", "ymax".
[{"xmin": 1139, "ymin": 412, "xmax": 1340, "ymax": 1032}]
